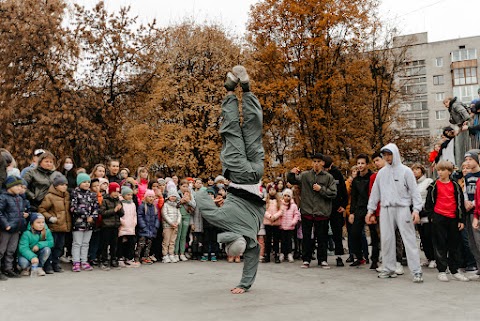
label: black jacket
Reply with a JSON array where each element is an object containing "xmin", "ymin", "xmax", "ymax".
[
  {"xmin": 100, "ymin": 195, "xmax": 124, "ymax": 228},
  {"xmin": 328, "ymin": 166, "xmax": 348, "ymax": 212},
  {"xmin": 424, "ymin": 180, "xmax": 465, "ymax": 223},
  {"xmin": 351, "ymin": 170, "xmax": 373, "ymax": 216}
]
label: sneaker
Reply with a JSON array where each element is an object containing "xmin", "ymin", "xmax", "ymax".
[
  {"xmin": 467, "ymin": 273, "xmax": 480, "ymax": 281},
  {"xmin": 279, "ymin": 253, "xmax": 285, "ymax": 262},
  {"xmin": 452, "ymin": 273, "xmax": 470, "ymax": 282},
  {"xmin": 225, "ymin": 237, "xmax": 247, "ymax": 257},
  {"xmin": 52, "ymin": 264, "xmax": 64, "ymax": 273},
  {"xmin": 232, "ymin": 66, "xmax": 250, "ymax": 92},
  {"xmin": 100, "ymin": 263, "xmax": 111, "ymax": 271},
  {"xmin": 185, "ymin": 253, "xmax": 192, "ymax": 259},
  {"xmin": 336, "ymin": 257, "xmax": 344, "ymax": 267},
  {"xmin": 378, "ymin": 271, "xmax": 398, "ymax": 279},
  {"xmin": 36, "ymin": 267, "xmax": 46, "ymax": 276},
  {"xmin": 413, "ymin": 273, "xmax": 424, "ymax": 283},
  {"xmin": 376, "ymin": 265, "xmax": 383, "ymax": 273},
  {"xmin": 179, "ymin": 254, "xmax": 188, "ymax": 262},
  {"xmin": 320, "ymin": 261, "xmax": 330, "ymax": 269},
  {"xmin": 350, "ymin": 259, "xmax": 366, "ymax": 267},
  {"xmin": 4, "ymin": 270, "xmax": 20, "ymax": 278},
  {"xmin": 174, "ymin": 255, "xmax": 180, "ymax": 262},
  {"xmin": 118, "ymin": 260, "xmax": 127, "ymax": 268},
  {"xmin": 125, "ymin": 260, "xmax": 140, "ymax": 267},
  {"xmin": 141, "ymin": 257, "xmax": 153, "ymax": 265},
  {"xmin": 59, "ymin": 256, "xmax": 71, "ymax": 263},
  {"xmin": 200, "ymin": 256, "xmax": 208, "ymax": 262},
  {"xmin": 111, "ymin": 260, "xmax": 119, "ymax": 268},
  {"xmin": 345, "ymin": 255, "xmax": 354, "ymax": 263},
  {"xmin": 210, "ymin": 255, "xmax": 217, "ymax": 262},
  {"xmin": 395, "ymin": 262, "xmax": 405, "ymax": 275},
  {"xmin": 224, "ymin": 72, "xmax": 239, "ymax": 91},
  {"xmin": 72, "ymin": 262, "xmax": 81, "ymax": 272},
  {"xmin": 428, "ymin": 260, "xmax": 437, "ymax": 269},
  {"xmin": 275, "ymin": 255, "xmax": 281, "ymax": 264},
  {"xmin": 0, "ymin": 273, "xmax": 7, "ymax": 281},
  {"xmin": 288, "ymin": 253, "xmax": 294, "ymax": 263},
  {"xmin": 465, "ymin": 266, "xmax": 478, "ymax": 272},
  {"xmin": 369, "ymin": 261, "xmax": 379, "ymax": 270},
  {"xmin": 149, "ymin": 255, "xmax": 158, "ymax": 262},
  {"xmin": 20, "ymin": 268, "xmax": 30, "ymax": 277},
  {"xmin": 437, "ymin": 272, "xmax": 449, "ymax": 282},
  {"xmin": 89, "ymin": 259, "xmax": 99, "ymax": 266},
  {"xmin": 43, "ymin": 266, "xmax": 54, "ymax": 274},
  {"xmin": 81, "ymin": 262, "xmax": 93, "ymax": 271},
  {"xmin": 169, "ymin": 255, "xmax": 178, "ymax": 263},
  {"xmin": 301, "ymin": 261, "xmax": 310, "ymax": 269},
  {"xmin": 162, "ymin": 255, "xmax": 172, "ymax": 263}
]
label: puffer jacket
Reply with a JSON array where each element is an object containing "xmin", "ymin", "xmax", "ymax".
[
  {"xmin": 263, "ymin": 198, "xmax": 283, "ymax": 226},
  {"xmin": 38, "ymin": 185, "xmax": 72, "ymax": 232},
  {"xmin": 448, "ymin": 97, "xmax": 470, "ymax": 125},
  {"xmin": 162, "ymin": 201, "xmax": 181, "ymax": 228},
  {"xmin": 18, "ymin": 223, "xmax": 54, "ymax": 261},
  {"xmin": 23, "ymin": 167, "xmax": 62, "ymax": 210},
  {"xmin": 70, "ymin": 187, "xmax": 99, "ymax": 231},
  {"xmin": 137, "ymin": 202, "xmax": 160, "ymax": 238},
  {"xmin": 119, "ymin": 200, "xmax": 137, "ymax": 236},
  {"xmin": 0, "ymin": 191, "xmax": 27, "ymax": 232},
  {"xmin": 280, "ymin": 200, "xmax": 300, "ymax": 230},
  {"xmin": 100, "ymin": 195, "xmax": 124, "ymax": 228}
]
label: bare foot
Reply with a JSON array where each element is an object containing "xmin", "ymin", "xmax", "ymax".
[{"xmin": 230, "ymin": 287, "xmax": 246, "ymax": 294}]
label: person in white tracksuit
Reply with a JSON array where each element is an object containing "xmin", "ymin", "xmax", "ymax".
[{"xmin": 366, "ymin": 143, "xmax": 424, "ymax": 283}]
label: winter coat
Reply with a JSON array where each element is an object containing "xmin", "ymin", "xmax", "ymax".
[
  {"xmin": 263, "ymin": 198, "xmax": 283, "ymax": 226},
  {"xmin": 119, "ymin": 200, "xmax": 137, "ymax": 236},
  {"xmin": 0, "ymin": 155, "xmax": 6, "ymax": 189},
  {"xmin": 448, "ymin": 97, "xmax": 470, "ymax": 125},
  {"xmin": 287, "ymin": 169, "xmax": 337, "ymax": 218},
  {"xmin": 425, "ymin": 180, "xmax": 465, "ymax": 223},
  {"xmin": 38, "ymin": 185, "xmax": 72, "ymax": 233},
  {"xmin": 60, "ymin": 169, "xmax": 77, "ymax": 194},
  {"xmin": 70, "ymin": 187, "xmax": 99, "ymax": 231},
  {"xmin": 0, "ymin": 191, "xmax": 27, "ymax": 232},
  {"xmin": 137, "ymin": 178, "xmax": 149, "ymax": 204},
  {"xmin": 106, "ymin": 173, "xmax": 122, "ymax": 185},
  {"xmin": 23, "ymin": 166, "xmax": 62, "ymax": 210},
  {"xmin": 18, "ymin": 223, "xmax": 54, "ymax": 261},
  {"xmin": 137, "ymin": 202, "xmax": 160, "ymax": 238},
  {"xmin": 280, "ymin": 200, "xmax": 300, "ymax": 230},
  {"xmin": 416, "ymin": 175, "xmax": 433, "ymax": 208},
  {"xmin": 100, "ymin": 195, "xmax": 124, "ymax": 228},
  {"xmin": 162, "ymin": 201, "xmax": 181, "ymax": 228}
]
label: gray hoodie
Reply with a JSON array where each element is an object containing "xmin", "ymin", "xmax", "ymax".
[{"xmin": 367, "ymin": 143, "xmax": 423, "ymax": 213}]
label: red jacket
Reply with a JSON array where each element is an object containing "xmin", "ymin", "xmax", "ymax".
[
  {"xmin": 474, "ymin": 180, "xmax": 480, "ymax": 220},
  {"xmin": 369, "ymin": 173, "xmax": 380, "ymax": 217}
]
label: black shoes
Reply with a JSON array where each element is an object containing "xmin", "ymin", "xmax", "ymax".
[
  {"xmin": 336, "ymin": 257, "xmax": 344, "ymax": 267},
  {"xmin": 0, "ymin": 273, "xmax": 8, "ymax": 281},
  {"xmin": 3, "ymin": 270, "xmax": 20, "ymax": 278},
  {"xmin": 53, "ymin": 264, "xmax": 64, "ymax": 273},
  {"xmin": 274, "ymin": 255, "xmax": 281, "ymax": 264},
  {"xmin": 350, "ymin": 259, "xmax": 366, "ymax": 267},
  {"xmin": 346, "ymin": 255, "xmax": 354, "ymax": 263},
  {"xmin": 263, "ymin": 255, "xmax": 270, "ymax": 263},
  {"xmin": 369, "ymin": 261, "xmax": 379, "ymax": 270},
  {"xmin": 44, "ymin": 266, "xmax": 54, "ymax": 274}
]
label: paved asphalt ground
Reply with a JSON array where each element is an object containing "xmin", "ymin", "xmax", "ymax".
[{"xmin": 1, "ymin": 257, "xmax": 479, "ymax": 321}]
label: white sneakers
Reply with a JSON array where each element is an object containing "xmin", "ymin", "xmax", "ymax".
[
  {"xmin": 452, "ymin": 273, "xmax": 470, "ymax": 282},
  {"xmin": 179, "ymin": 254, "xmax": 188, "ymax": 262},
  {"xmin": 287, "ymin": 253, "xmax": 294, "ymax": 263},
  {"xmin": 428, "ymin": 260, "xmax": 437, "ymax": 269},
  {"xmin": 395, "ymin": 262, "xmax": 405, "ymax": 275},
  {"xmin": 320, "ymin": 261, "xmax": 330, "ymax": 269},
  {"xmin": 279, "ymin": 253, "xmax": 285, "ymax": 262},
  {"xmin": 162, "ymin": 255, "xmax": 171, "ymax": 263},
  {"xmin": 437, "ymin": 272, "xmax": 449, "ymax": 282}
]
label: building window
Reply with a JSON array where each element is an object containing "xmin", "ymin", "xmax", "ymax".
[
  {"xmin": 435, "ymin": 92, "xmax": 445, "ymax": 101},
  {"xmin": 453, "ymin": 85, "xmax": 479, "ymax": 103},
  {"xmin": 435, "ymin": 57, "xmax": 443, "ymax": 67},
  {"xmin": 403, "ymin": 84, "xmax": 427, "ymax": 95},
  {"xmin": 453, "ymin": 67, "xmax": 477, "ymax": 85},
  {"xmin": 435, "ymin": 110, "xmax": 447, "ymax": 120},
  {"xmin": 411, "ymin": 119, "xmax": 429, "ymax": 129},
  {"xmin": 433, "ymin": 75, "xmax": 445, "ymax": 85},
  {"xmin": 451, "ymin": 49, "xmax": 477, "ymax": 62},
  {"xmin": 411, "ymin": 101, "xmax": 428, "ymax": 111}
]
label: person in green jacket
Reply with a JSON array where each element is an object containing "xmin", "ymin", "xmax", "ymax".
[{"xmin": 18, "ymin": 213, "xmax": 54, "ymax": 277}]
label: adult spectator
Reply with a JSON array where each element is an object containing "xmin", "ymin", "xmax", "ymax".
[
  {"xmin": 58, "ymin": 156, "xmax": 77, "ymax": 194},
  {"xmin": 20, "ymin": 148, "xmax": 45, "ymax": 177},
  {"xmin": 106, "ymin": 159, "xmax": 122, "ymax": 184}
]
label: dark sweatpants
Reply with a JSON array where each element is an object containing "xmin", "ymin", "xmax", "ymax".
[{"xmin": 432, "ymin": 213, "xmax": 462, "ymax": 274}]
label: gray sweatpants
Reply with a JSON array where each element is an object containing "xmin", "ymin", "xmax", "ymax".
[
  {"xmin": 72, "ymin": 230, "xmax": 93, "ymax": 263},
  {"xmin": 0, "ymin": 232, "xmax": 20, "ymax": 271},
  {"xmin": 379, "ymin": 206, "xmax": 422, "ymax": 275},
  {"xmin": 465, "ymin": 214, "xmax": 480, "ymax": 269},
  {"xmin": 196, "ymin": 92, "xmax": 265, "ymax": 290}
]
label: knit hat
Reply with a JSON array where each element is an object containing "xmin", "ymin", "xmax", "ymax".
[
  {"xmin": 121, "ymin": 186, "xmax": 133, "ymax": 196},
  {"xmin": 144, "ymin": 189, "xmax": 155, "ymax": 198},
  {"xmin": 311, "ymin": 153, "xmax": 324, "ymax": 160},
  {"xmin": 214, "ymin": 175, "xmax": 225, "ymax": 183},
  {"xmin": 5, "ymin": 175, "xmax": 23, "ymax": 189},
  {"xmin": 109, "ymin": 182, "xmax": 121, "ymax": 194},
  {"xmin": 206, "ymin": 187, "xmax": 216, "ymax": 196},
  {"xmin": 98, "ymin": 178, "xmax": 109, "ymax": 186},
  {"xmin": 53, "ymin": 175, "xmax": 68, "ymax": 187},
  {"xmin": 77, "ymin": 173, "xmax": 91, "ymax": 186},
  {"xmin": 29, "ymin": 212, "xmax": 45, "ymax": 223},
  {"xmin": 465, "ymin": 149, "xmax": 480, "ymax": 164},
  {"xmin": 283, "ymin": 188, "xmax": 293, "ymax": 198},
  {"xmin": 167, "ymin": 188, "xmax": 180, "ymax": 200},
  {"xmin": 166, "ymin": 181, "xmax": 176, "ymax": 192},
  {"xmin": 157, "ymin": 178, "xmax": 166, "ymax": 186}
]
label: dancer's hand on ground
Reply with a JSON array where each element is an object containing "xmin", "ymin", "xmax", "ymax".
[
  {"xmin": 231, "ymin": 287, "xmax": 246, "ymax": 294},
  {"xmin": 473, "ymin": 217, "xmax": 479, "ymax": 229},
  {"xmin": 411, "ymin": 211, "xmax": 420, "ymax": 224},
  {"xmin": 458, "ymin": 222, "xmax": 465, "ymax": 231}
]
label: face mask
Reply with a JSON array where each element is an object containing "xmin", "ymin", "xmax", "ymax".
[
  {"xmin": 64, "ymin": 164, "xmax": 74, "ymax": 171},
  {"xmin": 216, "ymin": 183, "xmax": 225, "ymax": 190}
]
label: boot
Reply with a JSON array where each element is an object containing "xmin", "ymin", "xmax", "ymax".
[{"xmin": 275, "ymin": 254, "xmax": 281, "ymax": 264}]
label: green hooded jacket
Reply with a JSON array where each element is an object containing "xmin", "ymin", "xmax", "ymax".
[{"xmin": 18, "ymin": 223, "xmax": 54, "ymax": 261}]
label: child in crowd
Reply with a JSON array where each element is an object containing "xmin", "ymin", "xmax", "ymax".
[
  {"xmin": 0, "ymin": 176, "xmax": 29, "ymax": 280},
  {"xmin": 38, "ymin": 174, "xmax": 71, "ymax": 273},
  {"xmin": 99, "ymin": 178, "xmax": 109, "ymax": 194},
  {"xmin": 136, "ymin": 166, "xmax": 149, "ymax": 203},
  {"xmin": 118, "ymin": 186, "xmax": 139, "ymax": 267},
  {"xmin": 135, "ymin": 189, "xmax": 160, "ymax": 265},
  {"xmin": 17, "ymin": 213, "xmax": 53, "ymax": 277},
  {"xmin": 201, "ymin": 187, "xmax": 220, "ymax": 262},
  {"xmin": 175, "ymin": 179, "xmax": 196, "ymax": 262},
  {"xmin": 162, "ymin": 189, "xmax": 181, "ymax": 263},
  {"xmin": 99, "ymin": 182, "xmax": 124, "ymax": 270},
  {"xmin": 280, "ymin": 188, "xmax": 300, "ymax": 263},
  {"xmin": 263, "ymin": 183, "xmax": 283, "ymax": 263},
  {"xmin": 191, "ymin": 179, "xmax": 205, "ymax": 261},
  {"xmin": 90, "ymin": 164, "xmax": 106, "ymax": 179},
  {"xmin": 88, "ymin": 178, "xmax": 103, "ymax": 266},
  {"xmin": 71, "ymin": 173, "xmax": 98, "ymax": 272},
  {"xmin": 425, "ymin": 161, "xmax": 469, "ymax": 282}
]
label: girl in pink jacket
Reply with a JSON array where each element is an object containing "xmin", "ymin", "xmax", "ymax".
[
  {"xmin": 280, "ymin": 188, "xmax": 300, "ymax": 263},
  {"xmin": 263, "ymin": 183, "xmax": 283, "ymax": 263},
  {"xmin": 118, "ymin": 187, "xmax": 139, "ymax": 267}
]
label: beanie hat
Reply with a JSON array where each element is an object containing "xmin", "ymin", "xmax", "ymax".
[
  {"xmin": 77, "ymin": 173, "xmax": 91, "ymax": 186},
  {"xmin": 121, "ymin": 186, "xmax": 133, "ymax": 196},
  {"xmin": 282, "ymin": 188, "xmax": 293, "ymax": 198},
  {"xmin": 167, "ymin": 188, "xmax": 180, "ymax": 200},
  {"xmin": 206, "ymin": 187, "xmax": 216, "ymax": 196},
  {"xmin": 98, "ymin": 178, "xmax": 109, "ymax": 186},
  {"xmin": 157, "ymin": 178, "xmax": 166, "ymax": 186},
  {"xmin": 465, "ymin": 149, "xmax": 480, "ymax": 164},
  {"xmin": 144, "ymin": 189, "xmax": 155, "ymax": 198},
  {"xmin": 5, "ymin": 175, "xmax": 23, "ymax": 189},
  {"xmin": 109, "ymin": 182, "xmax": 121, "ymax": 194},
  {"xmin": 29, "ymin": 212, "xmax": 45, "ymax": 223},
  {"xmin": 166, "ymin": 181, "xmax": 176, "ymax": 192},
  {"xmin": 53, "ymin": 175, "xmax": 68, "ymax": 187},
  {"xmin": 214, "ymin": 175, "xmax": 225, "ymax": 183}
]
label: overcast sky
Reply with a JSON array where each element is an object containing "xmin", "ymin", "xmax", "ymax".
[{"xmin": 70, "ymin": 0, "xmax": 480, "ymax": 42}]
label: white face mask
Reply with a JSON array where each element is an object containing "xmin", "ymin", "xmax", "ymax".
[{"xmin": 64, "ymin": 163, "xmax": 74, "ymax": 171}]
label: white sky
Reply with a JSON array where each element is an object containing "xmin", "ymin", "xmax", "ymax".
[{"xmin": 70, "ymin": 0, "xmax": 480, "ymax": 42}]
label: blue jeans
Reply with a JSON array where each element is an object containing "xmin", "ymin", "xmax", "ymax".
[{"xmin": 18, "ymin": 247, "xmax": 51, "ymax": 269}]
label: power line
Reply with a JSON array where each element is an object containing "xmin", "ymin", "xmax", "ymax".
[{"xmin": 397, "ymin": 0, "xmax": 447, "ymax": 18}]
